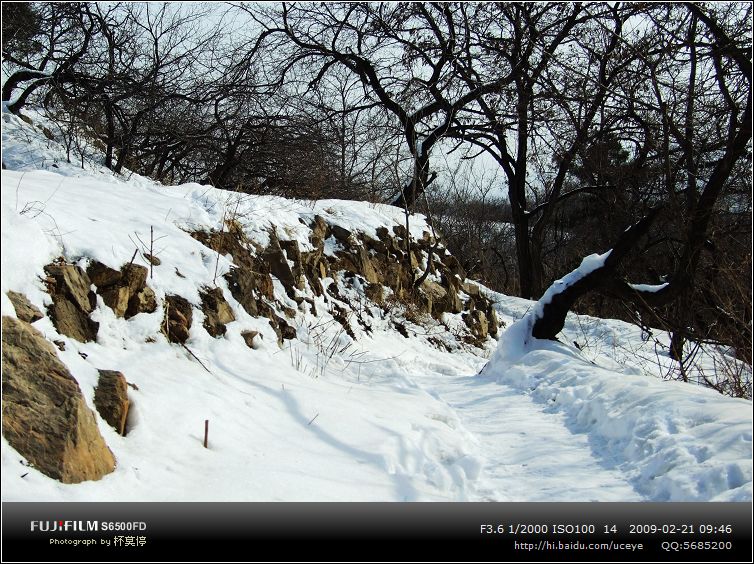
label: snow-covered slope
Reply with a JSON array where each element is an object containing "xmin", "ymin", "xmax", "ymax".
[{"xmin": 1, "ymin": 107, "xmax": 751, "ymax": 501}]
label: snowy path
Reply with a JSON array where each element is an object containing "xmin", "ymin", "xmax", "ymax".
[{"xmin": 399, "ymin": 355, "xmax": 643, "ymax": 501}]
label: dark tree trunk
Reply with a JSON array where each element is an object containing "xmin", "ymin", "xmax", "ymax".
[{"xmin": 531, "ymin": 209, "xmax": 661, "ymax": 340}]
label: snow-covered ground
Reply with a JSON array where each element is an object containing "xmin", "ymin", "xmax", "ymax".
[{"xmin": 1, "ymin": 107, "xmax": 751, "ymax": 502}]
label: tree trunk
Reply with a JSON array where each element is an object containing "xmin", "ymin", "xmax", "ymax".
[{"xmin": 531, "ymin": 209, "xmax": 660, "ymax": 340}]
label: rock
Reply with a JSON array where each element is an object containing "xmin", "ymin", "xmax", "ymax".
[
  {"xmin": 330, "ymin": 224, "xmax": 352, "ymax": 242},
  {"xmin": 420, "ymin": 280, "xmax": 448, "ymax": 317},
  {"xmin": 464, "ymin": 309, "xmax": 489, "ymax": 341},
  {"xmin": 301, "ymin": 250, "xmax": 327, "ymax": 296},
  {"xmin": 354, "ymin": 246, "xmax": 380, "ymax": 284},
  {"xmin": 120, "ymin": 264, "xmax": 148, "ymax": 294},
  {"xmin": 200, "ymin": 286, "xmax": 235, "ymax": 337},
  {"xmin": 241, "ymin": 330, "xmax": 261, "ymax": 349},
  {"xmin": 331, "ymin": 303, "xmax": 356, "ymax": 339},
  {"xmin": 53, "ymin": 339, "xmax": 66, "ymax": 351},
  {"xmin": 100, "ymin": 286, "xmax": 131, "ymax": 317},
  {"xmin": 1, "ymin": 316, "xmax": 115, "ymax": 483},
  {"xmin": 224, "ymin": 266, "xmax": 274, "ymax": 317},
  {"xmin": 441, "ymin": 254, "xmax": 466, "ymax": 280},
  {"xmin": 488, "ymin": 307, "xmax": 500, "ymax": 339},
  {"xmin": 86, "ymin": 261, "xmax": 122, "ymax": 289},
  {"xmin": 277, "ymin": 318, "xmax": 297, "ymax": 341},
  {"xmin": 392, "ymin": 224, "xmax": 407, "ymax": 239},
  {"xmin": 162, "ymin": 295, "xmax": 193, "ymax": 344},
  {"xmin": 47, "ymin": 298, "xmax": 99, "ymax": 343},
  {"xmin": 309, "ymin": 215, "xmax": 329, "ymax": 242},
  {"xmin": 89, "ymin": 261, "xmax": 154, "ymax": 319},
  {"xmin": 94, "ymin": 370, "xmax": 130, "ymax": 436},
  {"xmin": 6, "ymin": 291, "xmax": 43, "ymax": 323},
  {"xmin": 126, "ymin": 287, "xmax": 157, "ymax": 318},
  {"xmin": 44, "ymin": 263, "xmax": 96, "ymax": 314},
  {"xmin": 279, "ymin": 239, "xmax": 304, "ymax": 289},
  {"xmin": 364, "ymin": 283, "xmax": 384, "ymax": 305},
  {"xmin": 262, "ymin": 235, "xmax": 298, "ymax": 296},
  {"xmin": 462, "ymin": 282, "xmax": 481, "ymax": 297},
  {"xmin": 143, "ymin": 253, "xmax": 161, "ymax": 266}
]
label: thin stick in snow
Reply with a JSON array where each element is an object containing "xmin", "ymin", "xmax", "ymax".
[
  {"xmin": 182, "ymin": 344, "xmax": 211, "ymax": 373},
  {"xmin": 307, "ymin": 413, "xmax": 319, "ymax": 426},
  {"xmin": 204, "ymin": 419, "xmax": 209, "ymax": 448}
]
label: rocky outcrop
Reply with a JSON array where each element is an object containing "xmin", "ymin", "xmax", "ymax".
[
  {"xmin": 1, "ymin": 316, "xmax": 115, "ymax": 483},
  {"xmin": 87, "ymin": 260, "xmax": 157, "ymax": 319},
  {"xmin": 189, "ymin": 214, "xmax": 501, "ymax": 350},
  {"xmin": 44, "ymin": 263, "xmax": 99, "ymax": 342},
  {"xmin": 94, "ymin": 370, "xmax": 130, "ymax": 436},
  {"xmin": 6, "ymin": 290, "xmax": 43, "ymax": 323},
  {"xmin": 200, "ymin": 286, "xmax": 235, "ymax": 337},
  {"xmin": 162, "ymin": 294, "xmax": 193, "ymax": 344}
]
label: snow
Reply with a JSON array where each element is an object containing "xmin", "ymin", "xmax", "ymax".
[
  {"xmin": 1, "ymin": 106, "xmax": 751, "ymax": 502},
  {"xmin": 629, "ymin": 282, "xmax": 670, "ymax": 293}
]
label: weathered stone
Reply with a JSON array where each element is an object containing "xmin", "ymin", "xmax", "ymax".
[
  {"xmin": 162, "ymin": 295, "xmax": 193, "ymax": 344},
  {"xmin": 200, "ymin": 287, "xmax": 235, "ymax": 337},
  {"xmin": 224, "ymin": 266, "xmax": 274, "ymax": 317},
  {"xmin": 100, "ymin": 286, "xmax": 131, "ymax": 317},
  {"xmin": 278, "ymin": 318, "xmax": 297, "ymax": 341},
  {"xmin": 90, "ymin": 261, "xmax": 154, "ymax": 319},
  {"xmin": 86, "ymin": 261, "xmax": 122, "ymax": 289},
  {"xmin": 354, "ymin": 246, "xmax": 380, "ymax": 284},
  {"xmin": 241, "ymin": 330, "xmax": 261, "ymax": 349},
  {"xmin": 438, "ymin": 265, "xmax": 463, "ymax": 313},
  {"xmin": 441, "ymin": 254, "xmax": 466, "ymax": 280},
  {"xmin": 464, "ymin": 309, "xmax": 489, "ymax": 341},
  {"xmin": 330, "ymin": 224, "xmax": 352, "ymax": 242},
  {"xmin": 309, "ymin": 215, "xmax": 329, "ymax": 243},
  {"xmin": 94, "ymin": 370, "xmax": 130, "ymax": 436},
  {"xmin": 420, "ymin": 280, "xmax": 448, "ymax": 317},
  {"xmin": 190, "ymin": 227, "xmax": 255, "ymax": 270},
  {"xmin": 392, "ymin": 224, "xmax": 407, "ymax": 239},
  {"xmin": 279, "ymin": 239, "xmax": 304, "ymax": 289},
  {"xmin": 143, "ymin": 253, "xmax": 161, "ymax": 266},
  {"xmin": 262, "ymin": 235, "xmax": 298, "ymax": 296},
  {"xmin": 44, "ymin": 263, "xmax": 96, "ymax": 314},
  {"xmin": 126, "ymin": 287, "xmax": 157, "ymax": 318},
  {"xmin": 47, "ymin": 298, "xmax": 99, "ymax": 343},
  {"xmin": 121, "ymin": 264, "xmax": 148, "ymax": 293},
  {"xmin": 488, "ymin": 307, "xmax": 500, "ymax": 339},
  {"xmin": 364, "ymin": 283, "xmax": 384, "ymax": 305},
  {"xmin": 1, "ymin": 316, "xmax": 115, "ymax": 483},
  {"xmin": 6, "ymin": 291, "xmax": 43, "ymax": 323},
  {"xmin": 462, "ymin": 282, "xmax": 481, "ymax": 297}
]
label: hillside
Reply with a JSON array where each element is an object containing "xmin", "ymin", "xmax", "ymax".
[{"xmin": 1, "ymin": 106, "xmax": 751, "ymax": 502}]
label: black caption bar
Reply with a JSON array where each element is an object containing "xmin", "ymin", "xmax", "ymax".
[{"xmin": 2, "ymin": 502, "xmax": 751, "ymax": 562}]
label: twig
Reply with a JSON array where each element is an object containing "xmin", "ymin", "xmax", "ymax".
[
  {"xmin": 307, "ymin": 413, "xmax": 319, "ymax": 426},
  {"xmin": 182, "ymin": 344, "xmax": 211, "ymax": 373}
]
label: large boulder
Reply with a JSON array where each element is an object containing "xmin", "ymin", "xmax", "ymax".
[
  {"xmin": 1, "ymin": 316, "xmax": 115, "ymax": 483},
  {"xmin": 6, "ymin": 290, "xmax": 43, "ymax": 323},
  {"xmin": 94, "ymin": 370, "xmax": 130, "ymax": 436},
  {"xmin": 44, "ymin": 263, "xmax": 99, "ymax": 342}
]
